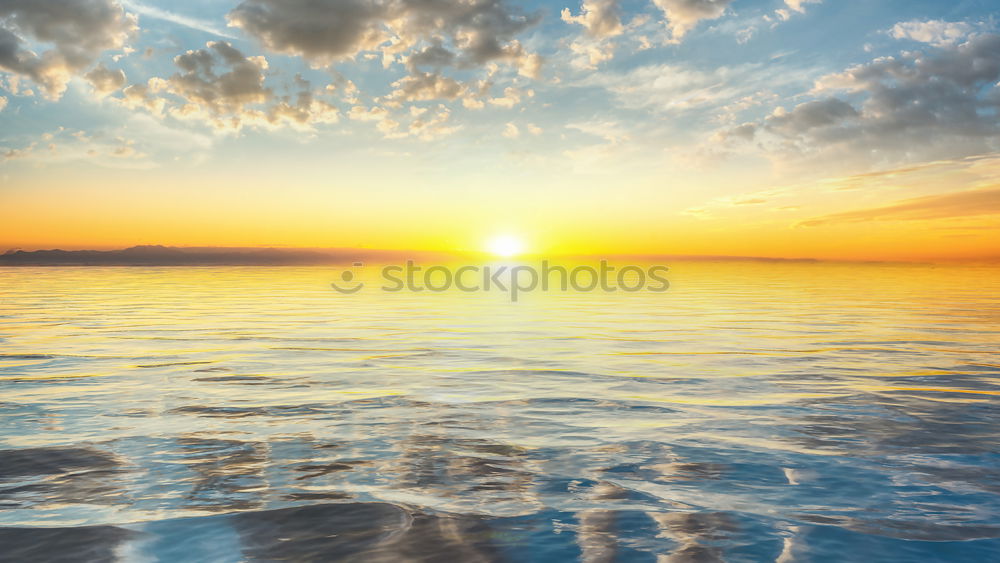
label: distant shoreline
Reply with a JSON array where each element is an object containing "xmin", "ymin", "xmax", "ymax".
[
  {"xmin": 0, "ymin": 246, "xmax": 439, "ymax": 267},
  {"xmin": 0, "ymin": 245, "xmax": 977, "ymax": 266}
]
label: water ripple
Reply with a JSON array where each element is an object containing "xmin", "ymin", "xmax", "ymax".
[{"xmin": 0, "ymin": 263, "xmax": 998, "ymax": 560}]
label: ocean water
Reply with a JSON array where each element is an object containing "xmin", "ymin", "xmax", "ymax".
[{"xmin": 1, "ymin": 263, "xmax": 999, "ymax": 562}]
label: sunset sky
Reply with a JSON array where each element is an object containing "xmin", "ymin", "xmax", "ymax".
[{"xmin": 1, "ymin": 0, "xmax": 999, "ymax": 261}]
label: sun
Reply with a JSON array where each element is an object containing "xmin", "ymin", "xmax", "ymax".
[{"xmin": 486, "ymin": 234, "xmax": 525, "ymax": 258}]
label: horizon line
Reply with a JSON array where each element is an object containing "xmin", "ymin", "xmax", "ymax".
[{"xmin": 1, "ymin": 244, "xmax": 998, "ymax": 265}]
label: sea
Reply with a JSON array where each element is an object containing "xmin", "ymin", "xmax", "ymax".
[{"xmin": 1, "ymin": 262, "xmax": 998, "ymax": 561}]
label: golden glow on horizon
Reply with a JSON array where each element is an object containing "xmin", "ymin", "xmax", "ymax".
[{"xmin": 1, "ymin": 155, "xmax": 998, "ymax": 262}]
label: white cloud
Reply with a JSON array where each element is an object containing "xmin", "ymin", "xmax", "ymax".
[
  {"xmin": 652, "ymin": 0, "xmax": 737, "ymax": 41},
  {"xmin": 119, "ymin": 77, "xmax": 169, "ymax": 116},
  {"xmin": 562, "ymin": 0, "xmax": 624, "ymax": 38},
  {"xmin": 488, "ymin": 86, "xmax": 528, "ymax": 109},
  {"xmin": 385, "ymin": 71, "xmax": 467, "ymax": 103},
  {"xmin": 85, "ymin": 63, "xmax": 126, "ymax": 96},
  {"xmin": 568, "ymin": 120, "xmax": 630, "ymax": 144},
  {"xmin": 580, "ymin": 62, "xmax": 790, "ymax": 116},
  {"xmin": 568, "ymin": 37, "xmax": 617, "ymax": 70},
  {"xmin": 890, "ymin": 20, "xmax": 975, "ymax": 47},
  {"xmin": 121, "ymin": 1, "xmax": 235, "ymax": 38},
  {"xmin": 1, "ymin": 127, "xmax": 151, "ymax": 168},
  {"xmin": 1, "ymin": 111, "xmax": 218, "ymax": 169},
  {"xmin": 404, "ymin": 106, "xmax": 460, "ymax": 140},
  {"xmin": 784, "ymin": 0, "xmax": 821, "ymax": 14}
]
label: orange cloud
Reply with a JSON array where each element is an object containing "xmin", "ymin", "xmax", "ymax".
[{"xmin": 799, "ymin": 186, "xmax": 1000, "ymax": 227}]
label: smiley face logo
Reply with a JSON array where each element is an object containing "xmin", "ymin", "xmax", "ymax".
[{"xmin": 331, "ymin": 263, "xmax": 365, "ymax": 294}]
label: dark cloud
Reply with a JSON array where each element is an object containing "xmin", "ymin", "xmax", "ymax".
[
  {"xmin": 169, "ymin": 41, "xmax": 272, "ymax": 117},
  {"xmin": 227, "ymin": 0, "xmax": 542, "ymax": 106},
  {"xmin": 119, "ymin": 42, "xmax": 338, "ymax": 131},
  {"xmin": 227, "ymin": 0, "xmax": 388, "ymax": 65},
  {"xmin": 727, "ymin": 34, "xmax": 1000, "ymax": 165},
  {"xmin": 0, "ymin": 0, "xmax": 136, "ymax": 98},
  {"xmin": 227, "ymin": 0, "xmax": 541, "ymax": 69},
  {"xmin": 764, "ymin": 99, "xmax": 858, "ymax": 138}
]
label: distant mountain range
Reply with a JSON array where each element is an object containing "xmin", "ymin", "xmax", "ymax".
[
  {"xmin": 2, "ymin": 245, "xmax": 966, "ymax": 266},
  {"xmin": 0, "ymin": 245, "xmax": 444, "ymax": 266}
]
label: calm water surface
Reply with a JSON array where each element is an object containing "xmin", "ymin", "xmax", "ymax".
[{"xmin": 1, "ymin": 263, "xmax": 999, "ymax": 561}]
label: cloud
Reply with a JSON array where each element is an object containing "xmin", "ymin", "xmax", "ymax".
[
  {"xmin": 562, "ymin": 0, "xmax": 639, "ymax": 70},
  {"xmin": 771, "ymin": 0, "xmax": 819, "ymax": 23},
  {"xmin": 267, "ymin": 74, "xmax": 340, "ymax": 129},
  {"xmin": 226, "ymin": 0, "xmax": 543, "ymax": 109},
  {"xmin": 684, "ymin": 153, "xmax": 1000, "ymax": 221},
  {"xmin": 167, "ymin": 41, "xmax": 272, "ymax": 125},
  {"xmin": 580, "ymin": 62, "xmax": 785, "ymax": 114},
  {"xmin": 488, "ymin": 86, "xmax": 528, "ymax": 108},
  {"xmin": 3, "ymin": 109, "xmax": 218, "ymax": 169},
  {"xmin": 562, "ymin": 0, "xmax": 624, "ymax": 38},
  {"xmin": 784, "ymin": 0, "xmax": 821, "ymax": 14},
  {"xmin": 517, "ymin": 52, "xmax": 543, "ymax": 80},
  {"xmin": 385, "ymin": 71, "xmax": 466, "ymax": 103},
  {"xmin": 119, "ymin": 78, "xmax": 169, "ymax": 116},
  {"xmin": 763, "ymin": 99, "xmax": 858, "ymax": 137},
  {"xmin": 799, "ymin": 186, "xmax": 1000, "ymax": 227},
  {"xmin": 120, "ymin": 1, "xmax": 236, "ymax": 38},
  {"xmin": 1, "ymin": 127, "xmax": 153, "ymax": 168},
  {"xmin": 400, "ymin": 105, "xmax": 460, "ymax": 140},
  {"xmin": 563, "ymin": 120, "xmax": 635, "ymax": 171},
  {"xmin": 723, "ymin": 34, "xmax": 1000, "ymax": 166},
  {"xmin": 117, "ymin": 39, "xmax": 463, "ymax": 138},
  {"xmin": 118, "ymin": 42, "xmax": 338, "ymax": 131},
  {"xmin": 0, "ymin": 96, "xmax": 6, "ymax": 111},
  {"xmin": 890, "ymin": 20, "xmax": 975, "ymax": 47},
  {"xmin": 567, "ymin": 120, "xmax": 630, "ymax": 144},
  {"xmin": 567, "ymin": 37, "xmax": 617, "ymax": 70},
  {"xmin": 85, "ymin": 63, "xmax": 126, "ymax": 96},
  {"xmin": 0, "ymin": 0, "xmax": 137, "ymax": 99},
  {"xmin": 651, "ymin": 0, "xmax": 736, "ymax": 41},
  {"xmin": 381, "ymin": 68, "xmax": 529, "ymax": 113},
  {"xmin": 502, "ymin": 122, "xmax": 519, "ymax": 138},
  {"xmin": 227, "ymin": 0, "xmax": 389, "ymax": 65},
  {"xmin": 227, "ymin": 0, "xmax": 541, "ymax": 73}
]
